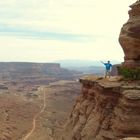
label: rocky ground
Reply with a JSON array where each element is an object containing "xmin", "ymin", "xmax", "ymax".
[
  {"xmin": 0, "ymin": 88, "xmax": 42, "ymax": 140},
  {"xmin": 0, "ymin": 80, "xmax": 80, "ymax": 140},
  {"xmin": 25, "ymin": 80, "xmax": 80, "ymax": 140}
]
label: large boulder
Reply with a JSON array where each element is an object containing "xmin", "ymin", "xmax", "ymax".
[{"xmin": 119, "ymin": 0, "xmax": 140, "ymax": 68}]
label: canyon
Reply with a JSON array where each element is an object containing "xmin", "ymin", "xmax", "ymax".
[
  {"xmin": 0, "ymin": 62, "xmax": 81, "ymax": 140},
  {"xmin": 0, "ymin": 1, "xmax": 140, "ymax": 140}
]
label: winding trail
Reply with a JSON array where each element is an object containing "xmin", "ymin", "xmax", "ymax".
[{"xmin": 23, "ymin": 88, "xmax": 46, "ymax": 140}]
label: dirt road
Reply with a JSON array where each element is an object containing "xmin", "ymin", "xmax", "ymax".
[{"xmin": 23, "ymin": 88, "xmax": 46, "ymax": 140}]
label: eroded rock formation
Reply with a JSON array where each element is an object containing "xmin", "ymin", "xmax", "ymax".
[
  {"xmin": 119, "ymin": 0, "xmax": 140, "ymax": 68},
  {"xmin": 60, "ymin": 76, "xmax": 140, "ymax": 140},
  {"xmin": 57, "ymin": 1, "xmax": 140, "ymax": 140}
]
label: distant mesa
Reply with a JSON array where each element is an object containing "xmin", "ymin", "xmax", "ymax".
[
  {"xmin": 0, "ymin": 62, "xmax": 80, "ymax": 81},
  {"xmin": 0, "ymin": 62, "xmax": 61, "ymax": 75}
]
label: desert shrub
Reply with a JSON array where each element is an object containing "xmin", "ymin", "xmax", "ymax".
[{"xmin": 118, "ymin": 66, "xmax": 140, "ymax": 80}]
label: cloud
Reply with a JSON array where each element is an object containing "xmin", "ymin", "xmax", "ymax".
[
  {"xmin": 0, "ymin": 0, "xmax": 135, "ymax": 37},
  {"xmin": 0, "ymin": 0, "xmax": 136, "ymax": 62},
  {"xmin": 0, "ymin": 24, "xmax": 91, "ymax": 41},
  {"xmin": 0, "ymin": 35, "xmax": 124, "ymax": 62}
]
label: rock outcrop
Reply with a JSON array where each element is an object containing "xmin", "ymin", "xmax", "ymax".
[
  {"xmin": 60, "ymin": 76, "xmax": 140, "ymax": 140},
  {"xmin": 119, "ymin": 0, "xmax": 140, "ymax": 68}
]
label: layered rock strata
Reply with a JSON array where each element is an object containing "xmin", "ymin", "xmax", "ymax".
[
  {"xmin": 119, "ymin": 0, "xmax": 140, "ymax": 68},
  {"xmin": 60, "ymin": 76, "xmax": 140, "ymax": 140}
]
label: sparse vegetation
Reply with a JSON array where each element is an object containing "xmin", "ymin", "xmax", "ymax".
[{"xmin": 118, "ymin": 66, "xmax": 140, "ymax": 80}]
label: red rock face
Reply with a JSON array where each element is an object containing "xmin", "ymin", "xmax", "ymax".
[
  {"xmin": 119, "ymin": 1, "xmax": 140, "ymax": 68},
  {"xmin": 60, "ymin": 77, "xmax": 140, "ymax": 140}
]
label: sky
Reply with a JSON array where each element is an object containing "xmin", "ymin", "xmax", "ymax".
[{"xmin": 0, "ymin": 0, "xmax": 136, "ymax": 62}]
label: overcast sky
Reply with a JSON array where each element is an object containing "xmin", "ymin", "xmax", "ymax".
[{"xmin": 0, "ymin": 0, "xmax": 136, "ymax": 62}]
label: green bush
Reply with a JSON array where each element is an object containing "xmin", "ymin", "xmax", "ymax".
[{"xmin": 118, "ymin": 66, "xmax": 140, "ymax": 80}]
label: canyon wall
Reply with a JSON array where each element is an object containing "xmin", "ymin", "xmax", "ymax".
[
  {"xmin": 60, "ymin": 76, "xmax": 140, "ymax": 140},
  {"xmin": 0, "ymin": 62, "xmax": 79, "ymax": 81},
  {"xmin": 0, "ymin": 62, "xmax": 60, "ymax": 75}
]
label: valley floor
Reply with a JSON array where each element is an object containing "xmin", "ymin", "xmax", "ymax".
[{"xmin": 0, "ymin": 80, "xmax": 80, "ymax": 140}]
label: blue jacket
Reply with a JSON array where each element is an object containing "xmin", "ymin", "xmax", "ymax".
[{"xmin": 104, "ymin": 63, "xmax": 112, "ymax": 70}]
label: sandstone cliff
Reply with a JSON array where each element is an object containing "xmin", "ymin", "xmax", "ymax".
[
  {"xmin": 60, "ymin": 76, "xmax": 140, "ymax": 140},
  {"xmin": 119, "ymin": 0, "xmax": 140, "ymax": 68}
]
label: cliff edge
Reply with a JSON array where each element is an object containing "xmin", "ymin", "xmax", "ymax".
[
  {"xmin": 60, "ymin": 76, "xmax": 140, "ymax": 140},
  {"xmin": 58, "ymin": 1, "xmax": 140, "ymax": 140}
]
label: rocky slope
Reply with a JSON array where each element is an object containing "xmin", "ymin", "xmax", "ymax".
[
  {"xmin": 119, "ymin": 0, "xmax": 140, "ymax": 68},
  {"xmin": 60, "ymin": 76, "xmax": 140, "ymax": 140}
]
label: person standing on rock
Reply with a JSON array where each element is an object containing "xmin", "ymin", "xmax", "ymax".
[{"xmin": 101, "ymin": 61, "xmax": 112, "ymax": 78}]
